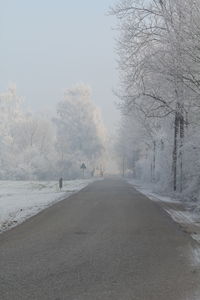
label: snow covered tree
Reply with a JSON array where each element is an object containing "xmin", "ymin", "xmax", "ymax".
[
  {"xmin": 112, "ymin": 0, "xmax": 200, "ymax": 195},
  {"xmin": 54, "ymin": 84, "xmax": 106, "ymax": 178},
  {"xmin": 0, "ymin": 86, "xmax": 57, "ymax": 179},
  {"xmin": 0, "ymin": 84, "xmax": 107, "ymax": 180}
]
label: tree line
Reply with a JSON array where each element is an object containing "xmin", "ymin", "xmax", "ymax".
[
  {"xmin": 0, "ymin": 84, "xmax": 106, "ymax": 180},
  {"xmin": 111, "ymin": 0, "xmax": 200, "ymax": 197}
]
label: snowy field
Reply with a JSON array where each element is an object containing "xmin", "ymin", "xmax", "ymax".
[{"xmin": 0, "ymin": 179, "xmax": 96, "ymax": 233}]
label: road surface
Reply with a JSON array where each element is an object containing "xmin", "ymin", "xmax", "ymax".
[{"xmin": 0, "ymin": 178, "xmax": 199, "ymax": 300}]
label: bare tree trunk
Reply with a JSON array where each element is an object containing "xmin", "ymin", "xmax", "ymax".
[
  {"xmin": 152, "ymin": 140, "xmax": 156, "ymax": 182},
  {"xmin": 151, "ymin": 162, "xmax": 153, "ymax": 182},
  {"xmin": 173, "ymin": 112, "xmax": 179, "ymax": 191},
  {"xmin": 179, "ymin": 109, "xmax": 184, "ymax": 192},
  {"xmin": 122, "ymin": 156, "xmax": 125, "ymax": 177}
]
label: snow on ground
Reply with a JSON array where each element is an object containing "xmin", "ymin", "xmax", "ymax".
[
  {"xmin": 127, "ymin": 179, "xmax": 180, "ymax": 204},
  {"xmin": 0, "ymin": 178, "xmax": 97, "ymax": 233},
  {"xmin": 127, "ymin": 179, "xmax": 200, "ymax": 243},
  {"xmin": 127, "ymin": 178, "xmax": 200, "ymax": 277}
]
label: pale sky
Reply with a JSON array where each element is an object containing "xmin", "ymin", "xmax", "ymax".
[{"xmin": 0, "ymin": 0, "xmax": 119, "ymax": 131}]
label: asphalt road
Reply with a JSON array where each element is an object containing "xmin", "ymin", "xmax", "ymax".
[{"xmin": 0, "ymin": 178, "xmax": 200, "ymax": 300}]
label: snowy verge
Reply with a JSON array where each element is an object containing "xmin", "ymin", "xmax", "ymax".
[
  {"xmin": 127, "ymin": 179, "xmax": 200, "ymax": 244},
  {"xmin": 0, "ymin": 178, "xmax": 98, "ymax": 233},
  {"xmin": 127, "ymin": 178, "xmax": 200, "ymax": 273}
]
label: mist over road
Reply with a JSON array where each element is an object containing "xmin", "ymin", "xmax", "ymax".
[{"xmin": 0, "ymin": 178, "xmax": 199, "ymax": 300}]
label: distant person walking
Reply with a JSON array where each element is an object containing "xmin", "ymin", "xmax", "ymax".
[
  {"xmin": 80, "ymin": 163, "xmax": 86, "ymax": 178},
  {"xmin": 59, "ymin": 177, "xmax": 63, "ymax": 190}
]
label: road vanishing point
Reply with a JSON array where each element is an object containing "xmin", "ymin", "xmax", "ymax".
[{"xmin": 0, "ymin": 178, "xmax": 200, "ymax": 300}]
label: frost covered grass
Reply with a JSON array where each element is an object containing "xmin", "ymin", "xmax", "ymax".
[{"xmin": 0, "ymin": 179, "xmax": 96, "ymax": 233}]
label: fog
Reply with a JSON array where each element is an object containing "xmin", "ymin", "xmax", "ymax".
[
  {"xmin": 0, "ymin": 1, "xmax": 121, "ymax": 179},
  {"xmin": 0, "ymin": 0, "xmax": 119, "ymax": 131}
]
